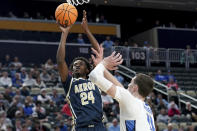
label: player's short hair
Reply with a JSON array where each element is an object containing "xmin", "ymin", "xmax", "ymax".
[
  {"xmin": 134, "ymin": 73, "xmax": 154, "ymax": 98},
  {"xmin": 70, "ymin": 57, "xmax": 92, "ymax": 73}
]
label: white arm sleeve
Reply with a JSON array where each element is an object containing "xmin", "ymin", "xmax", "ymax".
[{"xmin": 89, "ymin": 63, "xmax": 113, "ymax": 92}]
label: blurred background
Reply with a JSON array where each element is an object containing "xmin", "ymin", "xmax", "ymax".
[{"xmin": 0, "ymin": 0, "xmax": 197, "ymax": 131}]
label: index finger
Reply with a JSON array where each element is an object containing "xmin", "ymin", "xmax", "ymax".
[{"xmin": 83, "ymin": 10, "xmax": 87, "ymax": 18}]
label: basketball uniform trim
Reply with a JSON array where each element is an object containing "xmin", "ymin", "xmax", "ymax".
[
  {"xmin": 65, "ymin": 77, "xmax": 77, "ymax": 122},
  {"xmin": 125, "ymin": 120, "xmax": 136, "ymax": 131}
]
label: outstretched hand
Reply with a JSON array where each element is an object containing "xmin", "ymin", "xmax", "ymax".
[
  {"xmin": 57, "ymin": 21, "xmax": 72, "ymax": 33},
  {"xmin": 91, "ymin": 44, "xmax": 103, "ymax": 66},
  {"xmin": 81, "ymin": 10, "xmax": 89, "ymax": 33},
  {"xmin": 103, "ymin": 52, "xmax": 123, "ymax": 70}
]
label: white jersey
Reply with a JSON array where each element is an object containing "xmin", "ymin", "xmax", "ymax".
[{"xmin": 114, "ymin": 86, "xmax": 155, "ymax": 131}]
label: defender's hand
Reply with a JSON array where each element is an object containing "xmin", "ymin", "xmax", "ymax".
[
  {"xmin": 81, "ymin": 10, "xmax": 89, "ymax": 33},
  {"xmin": 91, "ymin": 44, "xmax": 104, "ymax": 66},
  {"xmin": 103, "ymin": 52, "xmax": 123, "ymax": 70}
]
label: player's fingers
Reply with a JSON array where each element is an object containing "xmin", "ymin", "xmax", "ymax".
[
  {"xmin": 83, "ymin": 10, "xmax": 86, "ymax": 18},
  {"xmin": 113, "ymin": 53, "xmax": 120, "ymax": 60},
  {"xmin": 99, "ymin": 45, "xmax": 104, "ymax": 55},
  {"xmin": 117, "ymin": 59, "xmax": 123, "ymax": 65},
  {"xmin": 91, "ymin": 48, "xmax": 99, "ymax": 57},
  {"xmin": 110, "ymin": 51, "xmax": 116, "ymax": 58},
  {"xmin": 91, "ymin": 55, "xmax": 96, "ymax": 63},
  {"xmin": 115, "ymin": 54, "xmax": 122, "ymax": 62}
]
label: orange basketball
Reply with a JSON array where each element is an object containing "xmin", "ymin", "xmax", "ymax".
[{"xmin": 55, "ymin": 3, "xmax": 78, "ymax": 26}]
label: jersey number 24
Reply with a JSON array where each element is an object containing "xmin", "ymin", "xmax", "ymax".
[{"xmin": 80, "ymin": 91, "xmax": 95, "ymax": 105}]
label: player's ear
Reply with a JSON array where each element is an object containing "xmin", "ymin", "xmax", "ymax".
[
  {"xmin": 86, "ymin": 68, "xmax": 89, "ymax": 74},
  {"xmin": 133, "ymin": 85, "xmax": 138, "ymax": 92}
]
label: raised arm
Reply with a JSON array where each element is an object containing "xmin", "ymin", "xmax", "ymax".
[
  {"xmin": 56, "ymin": 25, "xmax": 72, "ymax": 82},
  {"xmin": 81, "ymin": 10, "xmax": 100, "ymax": 51},
  {"xmin": 91, "ymin": 46, "xmax": 124, "ymax": 88}
]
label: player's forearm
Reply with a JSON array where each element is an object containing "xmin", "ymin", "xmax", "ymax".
[
  {"xmin": 86, "ymin": 30, "xmax": 100, "ymax": 51},
  {"xmin": 104, "ymin": 70, "xmax": 124, "ymax": 88},
  {"xmin": 56, "ymin": 32, "xmax": 68, "ymax": 63},
  {"xmin": 89, "ymin": 64, "xmax": 116, "ymax": 97}
]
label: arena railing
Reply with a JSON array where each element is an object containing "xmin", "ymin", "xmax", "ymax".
[
  {"xmin": 117, "ymin": 65, "xmax": 197, "ymax": 110},
  {"xmin": 113, "ymin": 46, "xmax": 197, "ymax": 69}
]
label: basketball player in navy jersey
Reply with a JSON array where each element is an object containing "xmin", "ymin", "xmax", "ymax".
[{"xmin": 56, "ymin": 10, "xmax": 109, "ymax": 131}]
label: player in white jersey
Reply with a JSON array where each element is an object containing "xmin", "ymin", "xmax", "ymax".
[{"xmin": 89, "ymin": 46, "xmax": 155, "ymax": 131}]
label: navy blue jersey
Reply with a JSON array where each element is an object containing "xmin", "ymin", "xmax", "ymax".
[{"xmin": 62, "ymin": 75, "xmax": 103, "ymax": 128}]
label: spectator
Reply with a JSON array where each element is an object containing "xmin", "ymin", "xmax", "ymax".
[
  {"xmin": 12, "ymin": 56, "xmax": 22, "ymax": 68},
  {"xmin": 50, "ymin": 73, "xmax": 59, "ymax": 85},
  {"xmin": 36, "ymin": 12, "xmax": 44, "ymax": 19},
  {"xmin": 114, "ymin": 71, "xmax": 124, "ymax": 84},
  {"xmin": 2, "ymin": 54, "xmax": 11, "ymax": 67},
  {"xmin": 166, "ymin": 70, "xmax": 176, "ymax": 82},
  {"xmin": 40, "ymin": 70, "xmax": 51, "ymax": 82},
  {"xmin": 101, "ymin": 92, "xmax": 114, "ymax": 105},
  {"xmin": 154, "ymin": 20, "xmax": 161, "ymax": 27},
  {"xmin": 0, "ymin": 99, "xmax": 6, "ymax": 111},
  {"xmin": 150, "ymin": 92, "xmax": 157, "ymax": 105},
  {"xmin": 23, "ymin": 102, "xmax": 33, "ymax": 117},
  {"xmin": 25, "ymin": 96, "xmax": 34, "ymax": 108},
  {"xmin": 61, "ymin": 103, "xmax": 72, "ymax": 117},
  {"xmin": 156, "ymin": 94, "xmax": 168, "ymax": 108},
  {"xmin": 46, "ymin": 100, "xmax": 58, "ymax": 115},
  {"xmin": 157, "ymin": 108, "xmax": 169, "ymax": 124},
  {"xmin": 154, "ymin": 69, "xmax": 167, "ymax": 83},
  {"xmin": 111, "ymin": 102, "xmax": 120, "ymax": 119},
  {"xmin": 163, "ymin": 123, "xmax": 178, "ymax": 131},
  {"xmin": 51, "ymin": 89, "xmax": 62, "ymax": 105},
  {"xmin": 102, "ymin": 36, "xmax": 114, "ymax": 49},
  {"xmin": 0, "ymin": 111, "xmax": 12, "ymax": 130},
  {"xmin": 3, "ymin": 88, "xmax": 12, "ymax": 103},
  {"xmin": 20, "ymin": 86, "xmax": 30, "ymax": 97},
  {"xmin": 32, "ymin": 101, "xmax": 46, "ymax": 120},
  {"xmin": 181, "ymin": 45, "xmax": 194, "ymax": 64},
  {"xmin": 99, "ymin": 15, "xmax": 107, "ymax": 23},
  {"xmin": 23, "ymin": 12, "xmax": 30, "ymax": 18},
  {"xmin": 123, "ymin": 41, "xmax": 129, "ymax": 47},
  {"xmin": 182, "ymin": 102, "xmax": 197, "ymax": 122},
  {"xmin": 167, "ymin": 78, "xmax": 179, "ymax": 91},
  {"xmin": 77, "ymin": 34, "xmax": 85, "ymax": 44},
  {"xmin": 59, "ymin": 120, "xmax": 68, "ymax": 131},
  {"xmin": 45, "ymin": 59, "xmax": 54, "ymax": 70},
  {"xmin": 168, "ymin": 100, "xmax": 179, "ymax": 110},
  {"xmin": 8, "ymin": 11, "xmax": 17, "ymax": 18},
  {"xmin": 9, "ymin": 64, "xmax": 17, "ymax": 79},
  {"xmin": 168, "ymin": 101, "xmax": 180, "ymax": 117},
  {"xmin": 20, "ymin": 68, "xmax": 28, "ymax": 81},
  {"xmin": 157, "ymin": 97, "xmax": 167, "ymax": 111},
  {"xmin": 24, "ymin": 118, "xmax": 33, "ymax": 131},
  {"xmin": 13, "ymin": 119, "xmax": 22, "ymax": 130},
  {"xmin": 108, "ymin": 118, "xmax": 120, "ymax": 131},
  {"xmin": 12, "ymin": 73, "xmax": 23, "ymax": 88},
  {"xmin": 133, "ymin": 43, "xmax": 138, "ymax": 48},
  {"xmin": 0, "ymin": 71, "xmax": 12, "ymax": 87},
  {"xmin": 23, "ymin": 73, "xmax": 36, "ymax": 87},
  {"xmin": 34, "ymin": 77, "xmax": 46, "ymax": 88},
  {"xmin": 114, "ymin": 40, "xmax": 120, "ymax": 46},
  {"xmin": 37, "ymin": 88, "xmax": 51, "ymax": 104}
]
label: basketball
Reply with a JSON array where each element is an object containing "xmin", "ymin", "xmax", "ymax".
[{"xmin": 55, "ymin": 3, "xmax": 78, "ymax": 27}]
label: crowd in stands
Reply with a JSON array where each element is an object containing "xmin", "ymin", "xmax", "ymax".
[{"xmin": 0, "ymin": 54, "xmax": 197, "ymax": 131}]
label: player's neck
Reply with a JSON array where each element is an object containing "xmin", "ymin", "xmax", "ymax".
[
  {"xmin": 132, "ymin": 92, "xmax": 145, "ymax": 101},
  {"xmin": 73, "ymin": 74, "xmax": 87, "ymax": 79}
]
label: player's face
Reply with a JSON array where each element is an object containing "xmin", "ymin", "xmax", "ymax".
[
  {"xmin": 73, "ymin": 60, "xmax": 89, "ymax": 78},
  {"xmin": 128, "ymin": 76, "xmax": 137, "ymax": 94}
]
